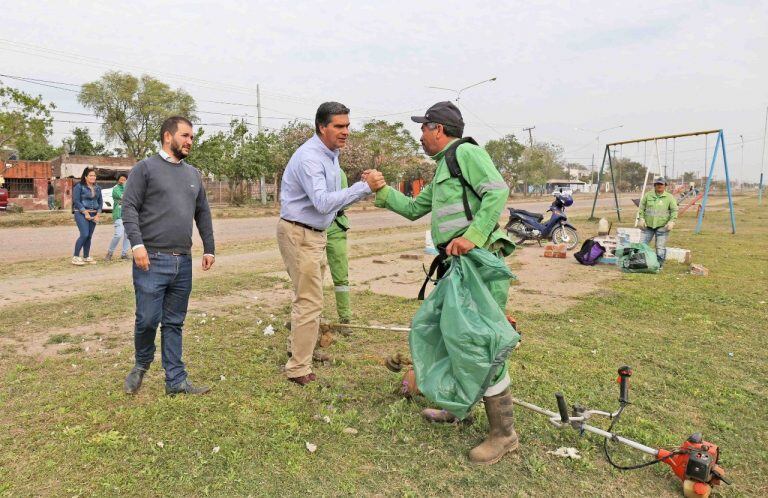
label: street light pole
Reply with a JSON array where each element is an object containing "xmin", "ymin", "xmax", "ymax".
[
  {"xmin": 575, "ymin": 125, "xmax": 624, "ymax": 188},
  {"xmin": 760, "ymin": 105, "xmax": 767, "ymax": 205},
  {"xmin": 740, "ymin": 134, "xmax": 744, "ymax": 191}
]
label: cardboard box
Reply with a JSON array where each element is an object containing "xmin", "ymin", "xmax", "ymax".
[
  {"xmin": 617, "ymin": 227, "xmax": 643, "ymax": 244},
  {"xmin": 665, "ymin": 247, "xmax": 692, "ymax": 264}
]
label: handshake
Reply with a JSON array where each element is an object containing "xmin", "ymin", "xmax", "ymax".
[{"xmin": 361, "ymin": 169, "xmax": 386, "ymax": 192}]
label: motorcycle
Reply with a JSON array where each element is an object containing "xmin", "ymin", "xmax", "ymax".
[{"xmin": 505, "ymin": 191, "xmax": 580, "ymax": 250}]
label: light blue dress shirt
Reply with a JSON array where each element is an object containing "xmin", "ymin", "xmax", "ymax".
[{"xmin": 280, "ymin": 134, "xmax": 371, "ymax": 230}]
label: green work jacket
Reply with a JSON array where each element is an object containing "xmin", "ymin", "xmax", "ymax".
[
  {"xmin": 327, "ymin": 170, "xmax": 350, "ymax": 236},
  {"xmin": 375, "ymin": 139, "xmax": 513, "ymax": 256},
  {"xmin": 638, "ymin": 191, "xmax": 678, "ymax": 229},
  {"xmin": 111, "ymin": 183, "xmax": 125, "ymax": 220}
]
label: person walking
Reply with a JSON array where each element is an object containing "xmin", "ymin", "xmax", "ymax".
[
  {"xmin": 277, "ymin": 101, "xmax": 382, "ymax": 386},
  {"xmin": 326, "ymin": 169, "xmax": 352, "ymax": 325},
  {"xmin": 368, "ymin": 101, "xmax": 518, "ymax": 465},
  {"xmin": 638, "ymin": 177, "xmax": 678, "ymax": 269},
  {"xmin": 105, "ymin": 173, "xmax": 130, "ymax": 261},
  {"xmin": 121, "ymin": 116, "xmax": 216, "ymax": 396},
  {"xmin": 71, "ymin": 168, "xmax": 102, "ymax": 266}
]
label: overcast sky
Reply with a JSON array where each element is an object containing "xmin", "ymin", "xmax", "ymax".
[{"xmin": 2, "ymin": 0, "xmax": 767, "ymax": 181}]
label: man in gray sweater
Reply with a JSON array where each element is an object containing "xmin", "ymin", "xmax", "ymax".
[{"xmin": 122, "ymin": 116, "xmax": 216, "ymax": 396}]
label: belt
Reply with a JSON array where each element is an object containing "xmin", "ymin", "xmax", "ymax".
[
  {"xmin": 281, "ymin": 218, "xmax": 325, "ymax": 233},
  {"xmin": 145, "ymin": 248, "xmax": 190, "ymax": 256}
]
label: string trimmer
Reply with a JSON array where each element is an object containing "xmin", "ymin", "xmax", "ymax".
[
  {"xmin": 336, "ymin": 323, "xmax": 730, "ymax": 497},
  {"xmin": 511, "ymin": 366, "xmax": 730, "ymax": 498}
]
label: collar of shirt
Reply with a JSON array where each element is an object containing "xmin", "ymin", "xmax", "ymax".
[
  {"xmin": 159, "ymin": 149, "xmax": 182, "ymax": 164},
  {"xmin": 430, "ymin": 138, "xmax": 460, "ymax": 161},
  {"xmin": 309, "ymin": 134, "xmax": 340, "ymax": 161}
]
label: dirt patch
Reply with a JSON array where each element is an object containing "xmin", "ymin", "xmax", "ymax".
[
  {"xmin": 345, "ymin": 246, "xmax": 619, "ymax": 313},
  {"xmin": 1, "ymin": 285, "xmax": 294, "ymax": 359}
]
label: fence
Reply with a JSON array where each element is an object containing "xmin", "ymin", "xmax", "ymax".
[{"xmin": 203, "ymin": 179, "xmax": 278, "ymax": 204}]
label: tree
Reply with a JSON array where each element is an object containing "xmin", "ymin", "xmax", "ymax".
[
  {"xmin": 484, "ymin": 134, "xmax": 525, "ymax": 187},
  {"xmin": 14, "ymin": 134, "xmax": 60, "ymax": 161},
  {"xmin": 518, "ymin": 142, "xmax": 567, "ymax": 195},
  {"xmin": 78, "ymin": 71, "xmax": 196, "ymax": 159},
  {"xmin": 269, "ymin": 121, "xmax": 314, "ymax": 204},
  {"xmin": 0, "ymin": 83, "xmax": 55, "ymax": 160},
  {"xmin": 681, "ymin": 171, "xmax": 699, "ymax": 184},
  {"xmin": 190, "ymin": 120, "xmax": 281, "ymax": 205},
  {"xmin": 611, "ymin": 157, "xmax": 647, "ymax": 191},
  {"xmin": 341, "ymin": 120, "xmax": 422, "ymax": 185},
  {"xmin": 63, "ymin": 127, "xmax": 113, "ymax": 156}
]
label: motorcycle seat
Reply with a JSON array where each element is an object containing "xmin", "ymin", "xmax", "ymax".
[{"xmin": 509, "ymin": 208, "xmax": 544, "ymax": 221}]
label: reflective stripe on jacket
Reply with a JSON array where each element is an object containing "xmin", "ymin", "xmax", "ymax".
[{"xmin": 638, "ymin": 191, "xmax": 678, "ymax": 229}]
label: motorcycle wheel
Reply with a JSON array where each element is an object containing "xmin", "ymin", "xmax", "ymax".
[
  {"xmin": 551, "ymin": 226, "xmax": 579, "ymax": 250},
  {"xmin": 507, "ymin": 221, "xmax": 528, "ymax": 245}
]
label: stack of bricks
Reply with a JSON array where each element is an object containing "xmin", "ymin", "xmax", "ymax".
[{"xmin": 543, "ymin": 243, "xmax": 567, "ymax": 258}]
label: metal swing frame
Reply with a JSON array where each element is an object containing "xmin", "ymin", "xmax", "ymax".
[{"xmin": 588, "ymin": 129, "xmax": 736, "ymax": 234}]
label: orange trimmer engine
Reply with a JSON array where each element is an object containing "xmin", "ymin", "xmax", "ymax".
[{"xmin": 658, "ymin": 433, "xmax": 729, "ymax": 497}]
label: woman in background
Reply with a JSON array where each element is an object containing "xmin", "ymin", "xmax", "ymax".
[{"xmin": 72, "ymin": 168, "xmax": 102, "ymax": 265}]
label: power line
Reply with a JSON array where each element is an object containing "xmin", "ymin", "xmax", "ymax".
[{"xmin": 0, "ymin": 73, "xmax": 79, "ymax": 93}]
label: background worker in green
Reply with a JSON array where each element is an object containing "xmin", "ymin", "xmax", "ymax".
[
  {"xmin": 105, "ymin": 173, "xmax": 130, "ymax": 261},
  {"xmin": 638, "ymin": 177, "xmax": 678, "ymax": 268},
  {"xmin": 365, "ymin": 101, "xmax": 518, "ymax": 466},
  {"xmin": 326, "ymin": 170, "xmax": 352, "ymax": 323}
]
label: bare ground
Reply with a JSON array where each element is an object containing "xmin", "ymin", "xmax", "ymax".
[{"xmin": 0, "ymin": 195, "xmax": 644, "ymax": 358}]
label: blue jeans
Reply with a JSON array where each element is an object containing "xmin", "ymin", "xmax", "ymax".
[
  {"xmin": 642, "ymin": 227, "xmax": 669, "ymax": 266},
  {"xmin": 74, "ymin": 211, "xmax": 97, "ymax": 257},
  {"xmin": 107, "ymin": 219, "xmax": 130, "ymax": 256},
  {"xmin": 133, "ymin": 252, "xmax": 193, "ymax": 387}
]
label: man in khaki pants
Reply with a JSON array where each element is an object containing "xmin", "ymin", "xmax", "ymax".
[{"xmin": 277, "ymin": 102, "xmax": 384, "ymax": 386}]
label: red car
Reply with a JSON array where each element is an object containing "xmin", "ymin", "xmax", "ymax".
[{"xmin": 0, "ymin": 186, "xmax": 8, "ymax": 210}]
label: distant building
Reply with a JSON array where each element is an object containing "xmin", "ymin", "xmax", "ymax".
[
  {"xmin": 546, "ymin": 178, "xmax": 587, "ymax": 193},
  {"xmin": 3, "ymin": 154, "xmax": 135, "ymax": 211}
]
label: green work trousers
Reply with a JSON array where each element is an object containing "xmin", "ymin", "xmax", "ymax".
[{"xmin": 326, "ymin": 227, "xmax": 350, "ymax": 321}]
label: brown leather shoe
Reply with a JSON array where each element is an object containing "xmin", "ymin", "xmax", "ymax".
[{"xmin": 288, "ymin": 373, "xmax": 317, "ymax": 386}]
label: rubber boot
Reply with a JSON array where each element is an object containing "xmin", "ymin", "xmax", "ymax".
[{"xmin": 468, "ymin": 387, "xmax": 519, "ymax": 465}]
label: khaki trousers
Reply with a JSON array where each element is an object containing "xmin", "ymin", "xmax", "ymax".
[{"xmin": 276, "ymin": 219, "xmax": 327, "ymax": 378}]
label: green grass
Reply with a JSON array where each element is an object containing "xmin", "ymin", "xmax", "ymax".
[{"xmin": 0, "ymin": 197, "xmax": 766, "ymax": 496}]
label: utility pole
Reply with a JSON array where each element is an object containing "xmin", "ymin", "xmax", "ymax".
[
  {"xmin": 523, "ymin": 126, "xmax": 535, "ymax": 147},
  {"xmin": 760, "ymin": 105, "xmax": 767, "ymax": 205},
  {"xmin": 257, "ymin": 84, "xmax": 267, "ymax": 206}
]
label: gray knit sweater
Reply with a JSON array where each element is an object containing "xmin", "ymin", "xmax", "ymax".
[{"xmin": 122, "ymin": 154, "xmax": 215, "ymax": 255}]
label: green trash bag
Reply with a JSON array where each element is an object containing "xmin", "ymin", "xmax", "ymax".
[
  {"xmin": 410, "ymin": 248, "xmax": 520, "ymax": 420},
  {"xmin": 615, "ymin": 242, "xmax": 660, "ymax": 273}
]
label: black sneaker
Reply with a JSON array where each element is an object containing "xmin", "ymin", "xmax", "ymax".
[
  {"xmin": 165, "ymin": 379, "xmax": 210, "ymax": 396},
  {"xmin": 124, "ymin": 365, "xmax": 148, "ymax": 394}
]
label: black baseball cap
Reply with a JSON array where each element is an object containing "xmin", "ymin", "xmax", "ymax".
[{"xmin": 411, "ymin": 101, "xmax": 465, "ymax": 135}]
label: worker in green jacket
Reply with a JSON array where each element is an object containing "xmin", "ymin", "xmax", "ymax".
[
  {"xmin": 638, "ymin": 177, "xmax": 678, "ymax": 268},
  {"xmin": 364, "ymin": 101, "xmax": 517, "ymax": 466},
  {"xmin": 326, "ymin": 170, "xmax": 352, "ymax": 324},
  {"xmin": 105, "ymin": 173, "xmax": 130, "ymax": 261}
]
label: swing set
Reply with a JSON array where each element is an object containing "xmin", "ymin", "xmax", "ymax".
[{"xmin": 588, "ymin": 129, "xmax": 736, "ymax": 234}]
